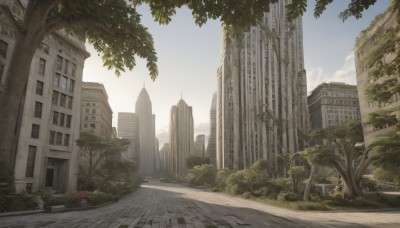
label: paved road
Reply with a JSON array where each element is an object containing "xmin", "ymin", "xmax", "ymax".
[{"xmin": 1, "ymin": 180, "xmax": 400, "ymax": 228}]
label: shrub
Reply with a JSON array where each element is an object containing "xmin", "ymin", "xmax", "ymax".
[
  {"xmin": 295, "ymin": 202, "xmax": 330, "ymax": 211},
  {"xmin": 215, "ymin": 169, "xmax": 236, "ymax": 189},
  {"xmin": 100, "ymin": 181, "xmax": 134, "ymax": 196},
  {"xmin": 242, "ymin": 192, "xmax": 252, "ymax": 199},
  {"xmin": 43, "ymin": 193, "xmax": 80, "ymax": 210},
  {"xmin": 277, "ymin": 192, "xmax": 302, "ymax": 202},
  {"xmin": 89, "ymin": 191, "xmax": 113, "ymax": 206},
  {"xmin": 0, "ymin": 193, "xmax": 37, "ymax": 212},
  {"xmin": 186, "ymin": 164, "xmax": 216, "ymax": 187}
]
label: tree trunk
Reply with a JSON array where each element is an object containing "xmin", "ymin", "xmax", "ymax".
[
  {"xmin": 303, "ymin": 164, "xmax": 317, "ymax": 202},
  {"xmin": 0, "ymin": 35, "xmax": 41, "ymax": 172},
  {"xmin": 341, "ymin": 169, "xmax": 363, "ymax": 199}
]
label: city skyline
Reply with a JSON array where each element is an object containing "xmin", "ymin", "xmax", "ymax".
[{"xmin": 82, "ymin": 1, "xmax": 390, "ymax": 147}]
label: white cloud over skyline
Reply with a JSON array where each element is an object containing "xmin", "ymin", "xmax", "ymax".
[{"xmin": 306, "ymin": 52, "xmax": 357, "ymax": 93}]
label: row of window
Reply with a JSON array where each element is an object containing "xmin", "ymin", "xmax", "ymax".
[
  {"xmin": 52, "ymin": 90, "xmax": 73, "ymax": 109},
  {"xmin": 53, "ymin": 111, "xmax": 72, "ymax": 128},
  {"xmin": 85, "ymin": 108, "xmax": 96, "ymax": 114},
  {"xmin": 54, "ymin": 73, "xmax": 75, "ymax": 93},
  {"xmin": 49, "ymin": 131, "xmax": 70, "ymax": 146},
  {"xmin": 56, "ymin": 55, "xmax": 77, "ymax": 77}
]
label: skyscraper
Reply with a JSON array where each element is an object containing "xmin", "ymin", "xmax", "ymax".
[
  {"xmin": 117, "ymin": 112, "xmax": 140, "ymax": 163},
  {"xmin": 169, "ymin": 99, "xmax": 194, "ymax": 177},
  {"xmin": 216, "ymin": 0, "xmax": 309, "ymax": 176},
  {"xmin": 206, "ymin": 93, "xmax": 217, "ymax": 166},
  {"xmin": 135, "ymin": 87, "xmax": 156, "ymax": 176}
]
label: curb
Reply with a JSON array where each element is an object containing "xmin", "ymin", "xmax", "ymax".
[{"xmin": 0, "ymin": 209, "xmax": 45, "ymax": 218}]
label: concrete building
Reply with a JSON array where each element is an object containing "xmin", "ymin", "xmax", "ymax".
[
  {"xmin": 117, "ymin": 112, "xmax": 140, "ymax": 163},
  {"xmin": 0, "ymin": 0, "xmax": 89, "ymax": 192},
  {"xmin": 194, "ymin": 134, "xmax": 206, "ymax": 157},
  {"xmin": 308, "ymin": 82, "xmax": 360, "ymax": 130},
  {"xmin": 216, "ymin": 0, "xmax": 309, "ymax": 176},
  {"xmin": 81, "ymin": 82, "xmax": 113, "ymax": 138},
  {"xmin": 169, "ymin": 99, "xmax": 194, "ymax": 177},
  {"xmin": 159, "ymin": 143, "xmax": 171, "ymax": 175},
  {"xmin": 206, "ymin": 93, "xmax": 217, "ymax": 166},
  {"xmin": 354, "ymin": 9, "xmax": 400, "ymax": 146},
  {"xmin": 154, "ymin": 138, "xmax": 160, "ymax": 174},
  {"xmin": 135, "ymin": 87, "xmax": 156, "ymax": 176}
]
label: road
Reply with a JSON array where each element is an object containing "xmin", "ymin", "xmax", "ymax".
[{"xmin": 1, "ymin": 180, "xmax": 399, "ymax": 227}]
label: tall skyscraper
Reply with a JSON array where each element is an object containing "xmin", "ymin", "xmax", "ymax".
[
  {"xmin": 308, "ymin": 82, "xmax": 360, "ymax": 131},
  {"xmin": 0, "ymin": 1, "xmax": 89, "ymax": 192},
  {"xmin": 206, "ymin": 93, "xmax": 217, "ymax": 166},
  {"xmin": 135, "ymin": 87, "xmax": 156, "ymax": 176},
  {"xmin": 81, "ymin": 82, "xmax": 113, "ymax": 138},
  {"xmin": 117, "ymin": 112, "xmax": 140, "ymax": 163},
  {"xmin": 159, "ymin": 143, "xmax": 171, "ymax": 175},
  {"xmin": 354, "ymin": 9, "xmax": 399, "ymax": 146},
  {"xmin": 169, "ymin": 99, "xmax": 194, "ymax": 177},
  {"xmin": 216, "ymin": 0, "xmax": 309, "ymax": 176}
]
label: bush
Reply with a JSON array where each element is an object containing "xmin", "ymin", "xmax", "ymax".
[
  {"xmin": 100, "ymin": 181, "xmax": 135, "ymax": 196},
  {"xmin": 186, "ymin": 164, "xmax": 216, "ymax": 187},
  {"xmin": 43, "ymin": 193, "xmax": 80, "ymax": 210},
  {"xmin": 215, "ymin": 169, "xmax": 236, "ymax": 189},
  {"xmin": 242, "ymin": 192, "xmax": 252, "ymax": 199},
  {"xmin": 277, "ymin": 192, "xmax": 302, "ymax": 202},
  {"xmin": 0, "ymin": 193, "xmax": 37, "ymax": 212},
  {"xmin": 295, "ymin": 202, "xmax": 330, "ymax": 211},
  {"xmin": 89, "ymin": 191, "xmax": 113, "ymax": 206}
]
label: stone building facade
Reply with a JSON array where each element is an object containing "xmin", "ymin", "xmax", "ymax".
[
  {"xmin": 169, "ymin": 99, "xmax": 194, "ymax": 177},
  {"xmin": 135, "ymin": 88, "xmax": 156, "ymax": 176},
  {"xmin": 117, "ymin": 112, "xmax": 140, "ymax": 163},
  {"xmin": 354, "ymin": 9, "xmax": 400, "ymax": 146},
  {"xmin": 206, "ymin": 93, "xmax": 217, "ymax": 166},
  {"xmin": 81, "ymin": 82, "xmax": 112, "ymax": 138},
  {"xmin": 0, "ymin": 0, "xmax": 89, "ymax": 193},
  {"xmin": 216, "ymin": 0, "xmax": 309, "ymax": 176},
  {"xmin": 308, "ymin": 82, "xmax": 360, "ymax": 130}
]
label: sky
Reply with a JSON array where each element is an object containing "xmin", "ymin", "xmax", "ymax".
[{"xmin": 82, "ymin": 1, "xmax": 390, "ymax": 148}]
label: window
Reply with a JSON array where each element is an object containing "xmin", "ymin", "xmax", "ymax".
[
  {"xmin": 60, "ymin": 93, "xmax": 66, "ymax": 107},
  {"xmin": 84, "ymin": 124, "xmax": 87, "ymax": 128},
  {"xmin": 86, "ymin": 103, "xmax": 90, "ymax": 106},
  {"xmin": 0, "ymin": 40, "xmax": 8, "ymax": 58},
  {"xmin": 90, "ymin": 123, "xmax": 96, "ymax": 129},
  {"xmin": 36, "ymin": 80, "xmax": 44, "ymax": 95},
  {"xmin": 64, "ymin": 134, "xmax": 70, "ymax": 146},
  {"xmin": 71, "ymin": 63, "xmax": 76, "ymax": 77},
  {"xmin": 49, "ymin": 131, "xmax": 55, "ymax": 144},
  {"xmin": 25, "ymin": 146, "xmax": 36, "ymax": 177},
  {"xmin": 86, "ymin": 108, "xmax": 89, "ymax": 113},
  {"xmin": 92, "ymin": 109, "xmax": 96, "ymax": 114},
  {"xmin": 59, "ymin": 113, "xmax": 65, "ymax": 126},
  {"xmin": 66, "ymin": 115, "xmax": 71, "ymax": 128},
  {"xmin": 67, "ymin": 96, "xmax": 73, "ymax": 109},
  {"xmin": 52, "ymin": 91, "xmax": 59, "ymax": 105},
  {"xmin": 0, "ymin": 63, "xmax": 4, "ymax": 83},
  {"xmin": 34, "ymin": 102, "xmax": 42, "ymax": 118},
  {"xmin": 53, "ymin": 111, "xmax": 59, "ymax": 125},
  {"xmin": 60, "ymin": 76, "xmax": 68, "ymax": 90},
  {"xmin": 38, "ymin": 42, "xmax": 49, "ymax": 54},
  {"xmin": 54, "ymin": 73, "xmax": 60, "ymax": 87},
  {"xmin": 69, "ymin": 79, "xmax": 74, "ymax": 93},
  {"xmin": 91, "ymin": 116, "xmax": 95, "ymax": 121},
  {"xmin": 64, "ymin": 59, "xmax": 69, "ymax": 74},
  {"xmin": 56, "ymin": 132, "xmax": 62, "ymax": 145},
  {"xmin": 31, "ymin": 124, "xmax": 40, "ymax": 138},
  {"xmin": 38, "ymin": 58, "xmax": 46, "ymax": 75},
  {"xmin": 56, "ymin": 55, "xmax": 63, "ymax": 71},
  {"xmin": 85, "ymin": 116, "xmax": 88, "ymax": 121}
]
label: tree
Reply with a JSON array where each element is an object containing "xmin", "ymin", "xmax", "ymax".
[
  {"xmin": 76, "ymin": 132, "xmax": 130, "ymax": 190},
  {"xmin": 0, "ymin": 0, "xmax": 391, "ymax": 190},
  {"xmin": 185, "ymin": 155, "xmax": 210, "ymax": 169},
  {"xmin": 299, "ymin": 145, "xmax": 336, "ymax": 201},
  {"xmin": 310, "ymin": 120, "xmax": 373, "ymax": 199}
]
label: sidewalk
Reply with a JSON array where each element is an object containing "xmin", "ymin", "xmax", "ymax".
[{"xmin": 0, "ymin": 209, "xmax": 44, "ymax": 218}]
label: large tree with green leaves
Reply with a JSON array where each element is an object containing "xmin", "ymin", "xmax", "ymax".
[
  {"xmin": 310, "ymin": 120, "xmax": 373, "ymax": 199},
  {"xmin": 0, "ymin": 0, "xmax": 391, "ymax": 190},
  {"xmin": 76, "ymin": 132, "xmax": 130, "ymax": 190}
]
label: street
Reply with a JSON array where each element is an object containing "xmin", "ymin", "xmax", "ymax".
[{"xmin": 1, "ymin": 180, "xmax": 399, "ymax": 228}]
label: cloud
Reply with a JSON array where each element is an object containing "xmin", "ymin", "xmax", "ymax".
[{"xmin": 307, "ymin": 52, "xmax": 357, "ymax": 93}]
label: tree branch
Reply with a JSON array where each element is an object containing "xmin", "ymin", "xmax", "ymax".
[
  {"xmin": 355, "ymin": 147, "xmax": 373, "ymax": 180},
  {"xmin": 333, "ymin": 159, "xmax": 346, "ymax": 177},
  {"xmin": 0, "ymin": 4, "xmax": 22, "ymax": 37}
]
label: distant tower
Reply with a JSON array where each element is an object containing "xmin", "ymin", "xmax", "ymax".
[
  {"xmin": 206, "ymin": 93, "xmax": 217, "ymax": 166},
  {"xmin": 117, "ymin": 112, "xmax": 140, "ymax": 163},
  {"xmin": 194, "ymin": 134, "xmax": 206, "ymax": 157},
  {"xmin": 135, "ymin": 88, "xmax": 156, "ymax": 176},
  {"xmin": 169, "ymin": 99, "xmax": 194, "ymax": 177}
]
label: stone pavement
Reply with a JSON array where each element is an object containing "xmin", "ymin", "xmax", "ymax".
[{"xmin": 0, "ymin": 180, "xmax": 399, "ymax": 227}]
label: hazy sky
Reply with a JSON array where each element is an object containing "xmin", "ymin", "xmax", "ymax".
[{"xmin": 82, "ymin": 1, "xmax": 390, "ymax": 148}]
